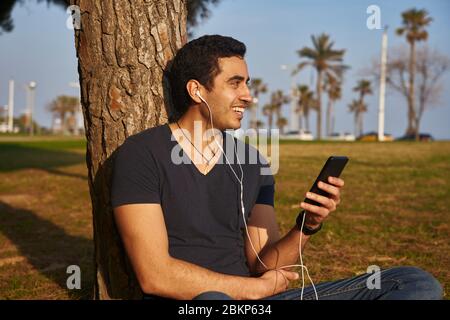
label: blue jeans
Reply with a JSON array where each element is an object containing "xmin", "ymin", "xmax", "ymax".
[{"xmin": 193, "ymin": 266, "xmax": 443, "ymax": 300}]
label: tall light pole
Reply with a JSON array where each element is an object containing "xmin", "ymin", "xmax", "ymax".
[
  {"xmin": 378, "ymin": 26, "xmax": 388, "ymax": 142},
  {"xmin": 8, "ymin": 80, "xmax": 15, "ymax": 132},
  {"xmin": 27, "ymin": 81, "xmax": 37, "ymax": 136},
  {"xmin": 281, "ymin": 64, "xmax": 299, "ymax": 133}
]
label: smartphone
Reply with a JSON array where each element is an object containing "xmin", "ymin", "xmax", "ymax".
[{"xmin": 304, "ymin": 156, "xmax": 349, "ymax": 207}]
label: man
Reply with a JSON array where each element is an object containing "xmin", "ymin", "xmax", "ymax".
[{"xmin": 111, "ymin": 35, "xmax": 442, "ymax": 300}]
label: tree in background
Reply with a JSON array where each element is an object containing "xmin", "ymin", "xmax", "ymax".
[
  {"xmin": 352, "ymin": 79, "xmax": 372, "ymax": 137},
  {"xmin": 296, "ymin": 85, "xmax": 316, "ymax": 133},
  {"xmin": 262, "ymin": 103, "xmax": 276, "ymax": 130},
  {"xmin": 295, "ymin": 33, "xmax": 347, "ymax": 140},
  {"xmin": 386, "ymin": 46, "xmax": 449, "ymax": 138},
  {"xmin": 396, "ymin": 8, "xmax": 432, "ymax": 139},
  {"xmin": 324, "ymin": 74, "xmax": 342, "ymax": 136},
  {"xmin": 47, "ymin": 95, "xmax": 80, "ymax": 135},
  {"xmin": 276, "ymin": 117, "xmax": 288, "ymax": 135},
  {"xmin": 248, "ymin": 78, "xmax": 268, "ymax": 130},
  {"xmin": 270, "ymin": 90, "xmax": 290, "ymax": 133},
  {"xmin": 348, "ymin": 99, "xmax": 367, "ymax": 137}
]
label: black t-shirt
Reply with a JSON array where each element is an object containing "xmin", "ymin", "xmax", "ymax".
[{"xmin": 111, "ymin": 124, "xmax": 275, "ymax": 277}]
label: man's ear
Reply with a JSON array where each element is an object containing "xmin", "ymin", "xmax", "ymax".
[{"xmin": 186, "ymin": 80, "xmax": 203, "ymax": 104}]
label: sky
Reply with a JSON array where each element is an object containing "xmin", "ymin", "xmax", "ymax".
[{"xmin": 0, "ymin": 0, "xmax": 449, "ymax": 139}]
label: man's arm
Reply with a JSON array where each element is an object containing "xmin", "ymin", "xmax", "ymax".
[
  {"xmin": 114, "ymin": 203, "xmax": 299, "ymax": 300},
  {"xmin": 245, "ymin": 204, "xmax": 311, "ymax": 274}
]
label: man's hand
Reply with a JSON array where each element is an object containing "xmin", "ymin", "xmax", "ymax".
[
  {"xmin": 257, "ymin": 269, "xmax": 299, "ymax": 298},
  {"xmin": 300, "ymin": 176, "xmax": 345, "ymax": 229}
]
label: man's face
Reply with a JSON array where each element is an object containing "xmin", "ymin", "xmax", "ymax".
[{"xmin": 201, "ymin": 56, "xmax": 252, "ymax": 130}]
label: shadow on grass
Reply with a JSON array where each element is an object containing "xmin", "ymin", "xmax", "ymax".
[
  {"xmin": 0, "ymin": 144, "xmax": 86, "ymax": 180},
  {"xmin": 0, "ymin": 201, "xmax": 94, "ymax": 299}
]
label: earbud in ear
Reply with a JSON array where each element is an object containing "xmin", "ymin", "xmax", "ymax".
[{"xmin": 196, "ymin": 90, "xmax": 205, "ymax": 102}]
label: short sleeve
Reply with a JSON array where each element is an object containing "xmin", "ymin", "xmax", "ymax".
[
  {"xmin": 255, "ymin": 153, "xmax": 275, "ymax": 207},
  {"xmin": 111, "ymin": 138, "xmax": 161, "ymax": 208}
]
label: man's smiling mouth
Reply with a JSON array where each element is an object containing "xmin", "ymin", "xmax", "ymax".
[{"xmin": 232, "ymin": 106, "xmax": 245, "ymax": 116}]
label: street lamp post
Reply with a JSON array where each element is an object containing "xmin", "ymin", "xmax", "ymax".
[
  {"xmin": 378, "ymin": 26, "xmax": 388, "ymax": 142},
  {"xmin": 27, "ymin": 81, "xmax": 37, "ymax": 136},
  {"xmin": 8, "ymin": 80, "xmax": 14, "ymax": 133}
]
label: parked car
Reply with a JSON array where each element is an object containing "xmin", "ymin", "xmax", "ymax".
[
  {"xmin": 282, "ymin": 130, "xmax": 314, "ymax": 141},
  {"xmin": 396, "ymin": 133, "xmax": 434, "ymax": 141},
  {"xmin": 327, "ymin": 132, "xmax": 356, "ymax": 141},
  {"xmin": 358, "ymin": 131, "xmax": 393, "ymax": 141}
]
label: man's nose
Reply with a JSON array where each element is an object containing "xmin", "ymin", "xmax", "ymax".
[{"xmin": 240, "ymin": 86, "xmax": 252, "ymax": 104}]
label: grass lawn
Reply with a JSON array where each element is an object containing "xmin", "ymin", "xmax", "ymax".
[{"xmin": 0, "ymin": 137, "xmax": 448, "ymax": 299}]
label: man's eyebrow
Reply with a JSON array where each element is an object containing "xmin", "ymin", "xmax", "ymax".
[{"xmin": 227, "ymin": 75, "xmax": 250, "ymax": 83}]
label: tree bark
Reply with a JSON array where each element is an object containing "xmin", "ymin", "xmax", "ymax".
[
  {"xmin": 326, "ymin": 98, "xmax": 332, "ymax": 136},
  {"xmin": 305, "ymin": 113, "xmax": 310, "ymax": 132},
  {"xmin": 297, "ymin": 103, "xmax": 304, "ymax": 132},
  {"xmin": 359, "ymin": 112, "xmax": 363, "ymax": 137},
  {"xmin": 71, "ymin": 0, "xmax": 187, "ymax": 299},
  {"xmin": 316, "ymin": 70, "xmax": 322, "ymax": 140},
  {"xmin": 407, "ymin": 41, "xmax": 418, "ymax": 138}
]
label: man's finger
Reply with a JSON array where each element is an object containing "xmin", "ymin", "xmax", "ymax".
[
  {"xmin": 318, "ymin": 181, "xmax": 340, "ymax": 197},
  {"xmin": 300, "ymin": 201, "xmax": 329, "ymax": 217},
  {"xmin": 305, "ymin": 191, "xmax": 335, "ymax": 210},
  {"xmin": 328, "ymin": 176, "xmax": 345, "ymax": 187},
  {"xmin": 279, "ymin": 269, "xmax": 299, "ymax": 281}
]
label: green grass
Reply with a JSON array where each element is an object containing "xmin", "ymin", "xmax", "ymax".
[{"xmin": 0, "ymin": 138, "xmax": 448, "ymax": 299}]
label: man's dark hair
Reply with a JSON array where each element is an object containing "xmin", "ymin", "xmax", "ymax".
[{"xmin": 167, "ymin": 35, "xmax": 246, "ymax": 121}]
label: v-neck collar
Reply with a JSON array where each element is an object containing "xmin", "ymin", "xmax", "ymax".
[{"xmin": 165, "ymin": 123, "xmax": 226, "ymax": 177}]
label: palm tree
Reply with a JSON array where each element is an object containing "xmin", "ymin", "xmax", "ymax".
[
  {"xmin": 295, "ymin": 33, "xmax": 347, "ymax": 139},
  {"xmin": 348, "ymin": 99, "xmax": 367, "ymax": 137},
  {"xmin": 47, "ymin": 95, "xmax": 80, "ymax": 135},
  {"xmin": 396, "ymin": 8, "xmax": 432, "ymax": 139},
  {"xmin": 262, "ymin": 103, "xmax": 276, "ymax": 130},
  {"xmin": 352, "ymin": 79, "xmax": 372, "ymax": 137},
  {"xmin": 276, "ymin": 117, "xmax": 288, "ymax": 135},
  {"xmin": 324, "ymin": 74, "xmax": 342, "ymax": 136},
  {"xmin": 353, "ymin": 79, "xmax": 372, "ymax": 103},
  {"xmin": 255, "ymin": 120, "xmax": 264, "ymax": 129},
  {"xmin": 270, "ymin": 90, "xmax": 290, "ymax": 132},
  {"xmin": 296, "ymin": 85, "xmax": 315, "ymax": 132},
  {"xmin": 248, "ymin": 78, "xmax": 268, "ymax": 129}
]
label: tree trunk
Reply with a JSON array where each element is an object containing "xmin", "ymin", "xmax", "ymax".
[
  {"xmin": 407, "ymin": 41, "xmax": 418, "ymax": 138},
  {"xmin": 359, "ymin": 112, "xmax": 363, "ymax": 137},
  {"xmin": 331, "ymin": 108, "xmax": 335, "ymax": 135},
  {"xmin": 326, "ymin": 98, "xmax": 332, "ymax": 137},
  {"xmin": 414, "ymin": 116, "xmax": 421, "ymax": 141},
  {"xmin": 250, "ymin": 103, "xmax": 258, "ymax": 129},
  {"xmin": 71, "ymin": 0, "xmax": 187, "ymax": 299},
  {"xmin": 305, "ymin": 113, "xmax": 310, "ymax": 132},
  {"xmin": 316, "ymin": 70, "xmax": 322, "ymax": 140},
  {"xmin": 358, "ymin": 95, "xmax": 364, "ymax": 137},
  {"xmin": 276, "ymin": 107, "xmax": 281, "ymax": 130},
  {"xmin": 297, "ymin": 104, "xmax": 304, "ymax": 132}
]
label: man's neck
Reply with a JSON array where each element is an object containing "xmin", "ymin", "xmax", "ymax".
[{"xmin": 175, "ymin": 112, "xmax": 222, "ymax": 150}]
